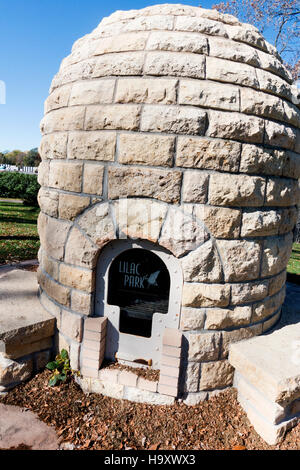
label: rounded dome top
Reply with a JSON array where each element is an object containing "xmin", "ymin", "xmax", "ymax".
[{"xmin": 41, "ymin": 3, "xmax": 299, "ymax": 143}]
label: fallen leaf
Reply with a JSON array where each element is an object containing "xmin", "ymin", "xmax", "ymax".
[{"xmin": 149, "ymin": 443, "xmax": 160, "ymax": 450}]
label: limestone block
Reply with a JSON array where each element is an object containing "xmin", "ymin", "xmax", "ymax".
[
  {"xmin": 181, "ymin": 240, "xmax": 222, "ymax": 283},
  {"xmin": 183, "ymin": 362, "xmax": 201, "ymax": 392},
  {"xmin": 147, "ymin": 31, "xmax": 208, "ymax": 54},
  {"xmin": 85, "ymin": 104, "xmax": 141, "ymax": 131},
  {"xmin": 108, "ymin": 166, "xmax": 182, "ymax": 203},
  {"xmin": 228, "ymin": 322, "xmax": 300, "ymax": 407},
  {"xmin": 59, "ymin": 265, "xmax": 94, "ymax": 293},
  {"xmin": 44, "ymin": 84, "xmax": 72, "ymax": 113},
  {"xmin": 257, "ymin": 49, "xmax": 291, "ymax": 82},
  {"xmin": 283, "ymin": 101, "xmax": 300, "ymax": 129},
  {"xmin": 208, "ymin": 36, "xmax": 260, "ymax": 67},
  {"xmin": 199, "ymin": 360, "xmax": 234, "ymax": 391},
  {"xmin": 115, "ymin": 78, "xmax": 177, "ymax": 105},
  {"xmin": 194, "ymin": 205, "xmax": 241, "ymax": 239},
  {"xmin": 39, "ymin": 133, "xmax": 68, "ymax": 160},
  {"xmin": 278, "ymin": 208, "xmax": 297, "ymax": 235},
  {"xmin": 77, "ymin": 203, "xmax": 116, "ymax": 248},
  {"xmin": 178, "ymin": 80, "xmax": 239, "ymax": 112},
  {"xmin": 208, "ymin": 173, "xmax": 265, "ymax": 207},
  {"xmin": 71, "ymin": 291, "xmax": 92, "ymax": 316},
  {"xmin": 141, "ymin": 105, "xmax": 207, "ymax": 135},
  {"xmin": 40, "ymin": 106, "xmax": 85, "ymax": 134},
  {"xmin": 68, "ymin": 131, "xmax": 116, "ymax": 161},
  {"xmin": 266, "ymin": 177, "xmax": 300, "ymax": 206},
  {"xmin": 241, "ymin": 88, "xmax": 286, "ymax": 122},
  {"xmin": 60, "ymin": 310, "xmax": 83, "ymax": 342},
  {"xmin": 268, "ymin": 271, "xmax": 287, "ymax": 297},
  {"xmin": 90, "ymin": 52, "xmax": 145, "ymax": 78},
  {"xmin": 230, "ymin": 280, "xmax": 268, "ymax": 305},
  {"xmin": 283, "ymin": 151, "xmax": 300, "ymax": 179},
  {"xmin": 182, "ymin": 170, "xmax": 209, "ymax": 203},
  {"xmin": 49, "ymin": 161, "xmax": 82, "ymax": 192},
  {"xmin": 38, "ymin": 212, "xmax": 71, "ymax": 261},
  {"xmin": 225, "ymin": 24, "xmax": 267, "ymax": 50},
  {"xmin": 58, "ymin": 194, "xmax": 90, "ymax": 221},
  {"xmin": 206, "ymin": 56, "xmax": 259, "ymax": 88},
  {"xmin": 182, "ymin": 283, "xmax": 230, "ymax": 308},
  {"xmin": 265, "ymin": 121, "xmax": 296, "ymax": 150},
  {"xmin": 123, "ymin": 15, "xmax": 174, "ymax": 33},
  {"xmin": 83, "ymin": 163, "xmax": 104, "ymax": 195},
  {"xmin": 69, "ymin": 342, "xmax": 81, "ymax": 371},
  {"xmin": 1, "ymin": 337, "xmax": 52, "ymax": 361},
  {"xmin": 257, "ymin": 68, "xmax": 293, "ymax": 101},
  {"xmin": 252, "ymin": 288, "xmax": 286, "ymax": 323},
  {"xmin": 176, "ymin": 136, "xmax": 241, "ymax": 172},
  {"xmin": 216, "ymin": 239, "xmax": 262, "ymax": 282},
  {"xmin": 69, "ymin": 79, "xmax": 115, "ymax": 105},
  {"xmin": 118, "ymin": 133, "xmax": 175, "ymax": 167},
  {"xmin": 261, "ymin": 233, "xmax": 293, "ymax": 277},
  {"xmin": 241, "ymin": 209, "xmax": 281, "ymax": 237},
  {"xmin": 205, "ymin": 306, "xmax": 252, "ymax": 330},
  {"xmin": 159, "ymin": 208, "xmax": 209, "ymax": 257},
  {"xmin": 64, "ymin": 227, "xmax": 99, "ymax": 268},
  {"xmin": 263, "ymin": 309, "xmax": 281, "ymax": 332},
  {"xmin": 123, "ymin": 386, "xmax": 174, "ymax": 405},
  {"xmin": 234, "ymin": 372, "xmax": 286, "ymax": 426},
  {"xmin": 237, "ymin": 391, "xmax": 298, "ymax": 445},
  {"xmin": 188, "ymin": 332, "xmax": 221, "ymax": 361},
  {"xmin": 180, "ymin": 307, "xmax": 205, "ymax": 331},
  {"xmin": 183, "ymin": 391, "xmax": 208, "ymax": 405},
  {"xmin": 37, "ymin": 269, "xmax": 71, "ymax": 307},
  {"xmin": 92, "ymin": 32, "xmax": 149, "ymax": 55},
  {"xmin": 175, "ymin": 15, "xmax": 228, "ymax": 37},
  {"xmin": 37, "ymin": 161, "xmax": 49, "ymax": 187},
  {"xmin": 39, "ymin": 291, "xmax": 61, "ymax": 322},
  {"xmin": 240, "ymin": 144, "xmax": 285, "ymax": 176},
  {"xmin": 114, "ymin": 198, "xmax": 167, "ymax": 242},
  {"xmin": 221, "ymin": 323, "xmax": 262, "ymax": 358},
  {"xmin": 207, "ymin": 111, "xmax": 264, "ymax": 144},
  {"xmin": 38, "ymin": 188, "xmax": 59, "ymax": 218},
  {"xmin": 41, "ymin": 252, "xmax": 59, "ymax": 281},
  {"xmin": 0, "ymin": 354, "xmax": 33, "ymax": 387}
]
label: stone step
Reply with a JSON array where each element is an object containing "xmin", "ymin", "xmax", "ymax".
[
  {"xmin": 0, "ymin": 269, "xmax": 55, "ymax": 359},
  {"xmin": 229, "ymin": 322, "xmax": 300, "ymax": 445}
]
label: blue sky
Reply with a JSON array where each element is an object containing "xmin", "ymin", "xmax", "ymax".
[{"xmin": 0, "ymin": 0, "xmax": 270, "ymax": 152}]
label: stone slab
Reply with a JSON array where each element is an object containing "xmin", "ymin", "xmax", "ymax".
[
  {"xmin": 0, "ymin": 269, "xmax": 55, "ymax": 350},
  {"xmin": 229, "ymin": 322, "xmax": 300, "ymax": 407}
]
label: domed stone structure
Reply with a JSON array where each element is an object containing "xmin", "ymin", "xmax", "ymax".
[{"xmin": 38, "ymin": 4, "xmax": 300, "ymax": 404}]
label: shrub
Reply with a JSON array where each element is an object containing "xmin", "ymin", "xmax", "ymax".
[{"xmin": 0, "ymin": 172, "xmax": 40, "ymax": 206}]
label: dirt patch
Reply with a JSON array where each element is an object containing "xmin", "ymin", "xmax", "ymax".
[
  {"xmin": 1, "ymin": 369, "xmax": 300, "ymax": 450},
  {"xmin": 101, "ymin": 360, "xmax": 160, "ymax": 382}
]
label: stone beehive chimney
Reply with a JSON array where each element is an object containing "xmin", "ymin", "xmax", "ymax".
[{"xmin": 37, "ymin": 4, "xmax": 300, "ymax": 405}]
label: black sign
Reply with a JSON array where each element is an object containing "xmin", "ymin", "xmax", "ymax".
[{"xmin": 107, "ymin": 249, "xmax": 170, "ymax": 337}]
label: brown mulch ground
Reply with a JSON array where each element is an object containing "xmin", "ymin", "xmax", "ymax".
[{"xmin": 1, "ymin": 369, "xmax": 300, "ymax": 451}]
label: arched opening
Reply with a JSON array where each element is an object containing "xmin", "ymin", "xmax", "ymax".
[
  {"xmin": 107, "ymin": 248, "xmax": 171, "ymax": 338},
  {"xmin": 95, "ymin": 239, "xmax": 183, "ymax": 368}
]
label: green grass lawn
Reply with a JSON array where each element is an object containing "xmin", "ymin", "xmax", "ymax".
[
  {"xmin": 0, "ymin": 200, "xmax": 40, "ymax": 264},
  {"xmin": 287, "ymin": 242, "xmax": 300, "ymax": 276}
]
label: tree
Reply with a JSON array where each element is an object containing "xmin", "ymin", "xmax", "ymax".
[
  {"xmin": 24, "ymin": 148, "xmax": 41, "ymax": 167},
  {"xmin": 213, "ymin": 0, "xmax": 300, "ymax": 81}
]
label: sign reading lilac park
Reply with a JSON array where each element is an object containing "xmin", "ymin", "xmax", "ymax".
[{"xmin": 108, "ymin": 249, "xmax": 170, "ymax": 337}]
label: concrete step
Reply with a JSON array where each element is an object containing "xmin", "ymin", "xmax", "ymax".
[{"xmin": 229, "ymin": 322, "xmax": 300, "ymax": 445}]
